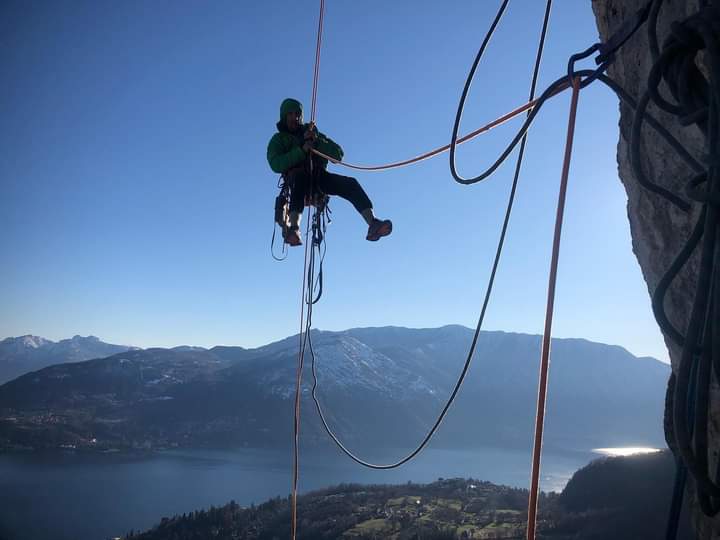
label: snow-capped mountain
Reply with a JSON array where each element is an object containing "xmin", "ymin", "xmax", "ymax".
[
  {"xmin": 0, "ymin": 335, "xmax": 138, "ymax": 384},
  {"xmin": 0, "ymin": 327, "xmax": 670, "ymax": 454},
  {"xmin": 1, "ymin": 335, "xmax": 52, "ymax": 351}
]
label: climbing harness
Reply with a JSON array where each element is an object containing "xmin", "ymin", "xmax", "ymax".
[{"xmin": 271, "ymin": 175, "xmax": 330, "ymax": 250}]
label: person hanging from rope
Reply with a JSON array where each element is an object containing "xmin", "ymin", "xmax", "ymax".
[{"xmin": 267, "ymin": 98, "xmax": 392, "ymax": 246}]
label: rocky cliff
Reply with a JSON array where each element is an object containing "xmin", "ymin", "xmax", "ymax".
[{"xmin": 591, "ymin": 1, "xmax": 717, "ymax": 538}]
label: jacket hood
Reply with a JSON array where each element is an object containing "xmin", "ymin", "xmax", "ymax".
[{"xmin": 277, "ymin": 98, "xmax": 303, "ymax": 131}]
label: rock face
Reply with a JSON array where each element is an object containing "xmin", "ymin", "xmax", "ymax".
[{"xmin": 590, "ymin": 1, "xmax": 717, "ymax": 538}]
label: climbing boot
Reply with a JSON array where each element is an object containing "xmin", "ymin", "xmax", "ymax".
[
  {"xmin": 366, "ymin": 219, "xmax": 392, "ymax": 242},
  {"xmin": 284, "ymin": 226, "xmax": 302, "ymax": 247}
]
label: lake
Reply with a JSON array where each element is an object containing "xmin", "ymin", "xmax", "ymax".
[{"xmin": 0, "ymin": 444, "xmax": 597, "ymax": 540}]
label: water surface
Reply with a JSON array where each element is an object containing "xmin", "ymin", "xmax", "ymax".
[{"xmin": 0, "ymin": 445, "xmax": 593, "ymax": 540}]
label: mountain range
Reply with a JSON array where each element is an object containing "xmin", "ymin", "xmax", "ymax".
[
  {"xmin": 0, "ymin": 326, "xmax": 670, "ymax": 454},
  {"xmin": 0, "ymin": 335, "xmax": 137, "ymax": 385}
]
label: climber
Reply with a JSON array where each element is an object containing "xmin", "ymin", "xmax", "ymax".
[{"xmin": 267, "ymin": 98, "xmax": 392, "ymax": 247}]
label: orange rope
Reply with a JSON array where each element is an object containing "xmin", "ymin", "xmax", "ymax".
[
  {"xmin": 291, "ymin": 2, "xmax": 326, "ymax": 539},
  {"xmin": 311, "ymin": 81, "xmax": 570, "ymax": 171},
  {"xmin": 310, "ymin": 0, "xmax": 325, "ymax": 124},
  {"xmin": 526, "ymin": 76, "xmax": 581, "ymax": 540}
]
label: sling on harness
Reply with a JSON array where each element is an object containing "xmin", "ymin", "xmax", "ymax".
[
  {"xmin": 273, "ymin": 172, "xmax": 330, "ymax": 247},
  {"xmin": 272, "ymin": 168, "xmax": 330, "ymax": 306}
]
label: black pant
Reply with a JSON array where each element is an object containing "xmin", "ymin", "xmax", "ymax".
[{"xmin": 285, "ymin": 166, "xmax": 372, "ymax": 214}]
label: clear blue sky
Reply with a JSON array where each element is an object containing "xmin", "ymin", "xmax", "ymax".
[{"xmin": 0, "ymin": 1, "xmax": 669, "ymax": 362}]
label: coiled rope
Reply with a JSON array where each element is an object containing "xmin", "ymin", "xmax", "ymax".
[
  {"xmin": 642, "ymin": 1, "xmax": 720, "ymax": 525},
  {"xmin": 577, "ymin": 0, "xmax": 720, "ymax": 536}
]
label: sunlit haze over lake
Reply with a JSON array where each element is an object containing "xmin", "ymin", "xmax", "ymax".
[{"xmin": 593, "ymin": 447, "xmax": 663, "ymax": 457}]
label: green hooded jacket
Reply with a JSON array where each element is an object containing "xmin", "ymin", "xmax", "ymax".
[{"xmin": 266, "ymin": 98, "xmax": 344, "ymax": 174}]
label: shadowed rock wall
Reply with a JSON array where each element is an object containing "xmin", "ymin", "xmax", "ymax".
[{"xmin": 591, "ymin": 1, "xmax": 717, "ymax": 538}]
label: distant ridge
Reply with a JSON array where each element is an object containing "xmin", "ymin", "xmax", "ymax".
[
  {"xmin": 0, "ymin": 335, "xmax": 138, "ymax": 384},
  {"xmin": 0, "ymin": 326, "xmax": 669, "ymax": 453}
]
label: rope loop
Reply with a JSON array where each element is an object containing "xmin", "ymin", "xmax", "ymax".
[{"xmin": 567, "ymin": 43, "xmax": 601, "ymax": 82}]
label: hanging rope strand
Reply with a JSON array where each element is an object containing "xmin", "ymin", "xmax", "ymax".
[
  {"xmin": 310, "ymin": 0, "xmax": 325, "ymax": 124},
  {"xmin": 310, "ymin": 83, "xmax": 569, "ymax": 171},
  {"xmin": 290, "ymin": 2, "xmax": 326, "ymax": 538},
  {"xmin": 290, "ymin": 210, "xmax": 314, "ymax": 540},
  {"xmin": 526, "ymin": 76, "xmax": 581, "ymax": 540}
]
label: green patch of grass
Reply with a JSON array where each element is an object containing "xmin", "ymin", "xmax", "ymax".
[
  {"xmin": 354, "ymin": 518, "xmax": 388, "ymax": 531},
  {"xmin": 435, "ymin": 498, "xmax": 462, "ymax": 511},
  {"xmin": 484, "ymin": 522, "xmax": 519, "ymax": 529}
]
